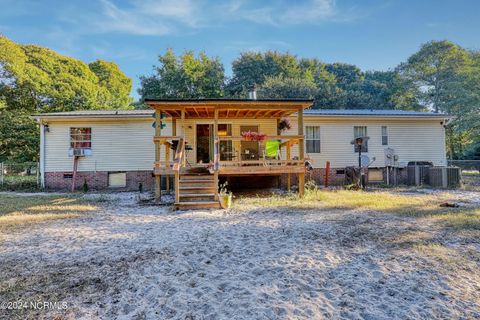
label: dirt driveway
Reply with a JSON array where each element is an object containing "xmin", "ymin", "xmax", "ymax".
[{"xmin": 0, "ymin": 192, "xmax": 479, "ymax": 319}]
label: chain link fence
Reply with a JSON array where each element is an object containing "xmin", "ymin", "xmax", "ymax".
[
  {"xmin": 0, "ymin": 162, "xmax": 40, "ymax": 191},
  {"xmin": 448, "ymin": 160, "xmax": 480, "ymax": 191}
]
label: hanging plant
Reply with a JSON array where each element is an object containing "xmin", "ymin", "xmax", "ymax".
[{"xmin": 278, "ymin": 118, "xmax": 292, "ymax": 132}]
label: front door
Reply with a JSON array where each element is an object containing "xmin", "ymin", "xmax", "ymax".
[
  {"xmin": 196, "ymin": 124, "xmax": 233, "ymax": 164},
  {"xmin": 196, "ymin": 124, "xmax": 213, "ymax": 164}
]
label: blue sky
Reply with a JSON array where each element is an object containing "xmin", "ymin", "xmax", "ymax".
[{"xmin": 1, "ymin": 0, "xmax": 479, "ymax": 99}]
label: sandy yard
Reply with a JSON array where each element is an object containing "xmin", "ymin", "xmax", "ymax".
[{"xmin": 0, "ymin": 190, "xmax": 479, "ymax": 319}]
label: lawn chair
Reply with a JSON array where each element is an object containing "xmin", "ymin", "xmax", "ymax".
[{"xmin": 263, "ymin": 140, "xmax": 281, "ymax": 165}]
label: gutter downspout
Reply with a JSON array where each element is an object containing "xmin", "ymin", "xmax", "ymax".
[{"xmin": 39, "ymin": 121, "xmax": 46, "ymax": 188}]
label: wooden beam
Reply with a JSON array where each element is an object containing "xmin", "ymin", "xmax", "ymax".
[
  {"xmin": 298, "ymin": 107, "xmax": 304, "ymax": 161},
  {"xmin": 298, "ymin": 173, "xmax": 305, "ymax": 197},
  {"xmin": 214, "ymin": 109, "xmax": 219, "ymax": 201},
  {"xmin": 181, "ymin": 109, "xmax": 186, "ymax": 167},
  {"xmin": 155, "ymin": 109, "xmax": 162, "ymax": 202},
  {"xmin": 287, "ymin": 143, "xmax": 291, "ymax": 192},
  {"xmin": 165, "ymin": 145, "xmax": 170, "ymax": 192},
  {"xmin": 297, "ymin": 107, "xmax": 304, "ymax": 197},
  {"xmin": 193, "ymin": 107, "xmax": 200, "ymax": 117}
]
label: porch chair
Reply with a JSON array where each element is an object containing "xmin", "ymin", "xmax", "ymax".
[{"xmin": 263, "ymin": 140, "xmax": 281, "ymax": 165}]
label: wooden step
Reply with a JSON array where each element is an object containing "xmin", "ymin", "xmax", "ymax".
[
  {"xmin": 180, "ymin": 194, "xmax": 216, "ymax": 202},
  {"xmin": 179, "ymin": 186, "xmax": 216, "ymax": 192},
  {"xmin": 175, "ymin": 201, "xmax": 221, "ymax": 210},
  {"xmin": 179, "ymin": 180, "xmax": 215, "ymax": 187},
  {"xmin": 180, "ymin": 192, "xmax": 215, "ymax": 198},
  {"xmin": 180, "ymin": 174, "xmax": 214, "ymax": 181}
]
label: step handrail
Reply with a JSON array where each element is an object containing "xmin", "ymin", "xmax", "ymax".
[
  {"xmin": 173, "ymin": 138, "xmax": 185, "ymax": 204},
  {"xmin": 173, "ymin": 138, "xmax": 185, "ymax": 172}
]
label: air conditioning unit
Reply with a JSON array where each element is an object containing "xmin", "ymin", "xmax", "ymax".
[
  {"xmin": 69, "ymin": 148, "xmax": 92, "ymax": 157},
  {"xmin": 428, "ymin": 167, "xmax": 461, "ymax": 188},
  {"xmin": 407, "ymin": 163, "xmax": 433, "ymax": 186}
]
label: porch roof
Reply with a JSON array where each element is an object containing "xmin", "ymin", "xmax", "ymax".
[{"xmin": 144, "ymin": 98, "xmax": 313, "ymax": 119}]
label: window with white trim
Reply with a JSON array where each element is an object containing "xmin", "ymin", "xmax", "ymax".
[
  {"xmin": 381, "ymin": 126, "xmax": 388, "ymax": 145},
  {"xmin": 70, "ymin": 128, "xmax": 92, "ymax": 150},
  {"xmin": 353, "ymin": 126, "xmax": 368, "ymax": 152},
  {"xmin": 306, "ymin": 126, "xmax": 321, "ymax": 153}
]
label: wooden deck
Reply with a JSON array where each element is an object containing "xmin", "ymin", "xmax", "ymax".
[{"xmin": 146, "ymin": 99, "xmax": 313, "ymax": 208}]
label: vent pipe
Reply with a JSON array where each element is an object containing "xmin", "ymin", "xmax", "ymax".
[{"xmin": 248, "ymin": 84, "xmax": 257, "ymax": 100}]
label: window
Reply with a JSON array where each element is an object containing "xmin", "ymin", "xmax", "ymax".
[
  {"xmin": 70, "ymin": 128, "xmax": 92, "ymax": 149},
  {"xmin": 218, "ymin": 124, "xmax": 233, "ymax": 161},
  {"xmin": 306, "ymin": 126, "xmax": 321, "ymax": 153},
  {"xmin": 381, "ymin": 126, "xmax": 388, "ymax": 145},
  {"xmin": 353, "ymin": 126, "xmax": 368, "ymax": 153}
]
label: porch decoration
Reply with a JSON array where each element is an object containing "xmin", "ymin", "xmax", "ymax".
[
  {"xmin": 278, "ymin": 118, "xmax": 292, "ymax": 132},
  {"xmin": 241, "ymin": 131, "xmax": 267, "ymax": 141},
  {"xmin": 218, "ymin": 182, "xmax": 233, "ymax": 209}
]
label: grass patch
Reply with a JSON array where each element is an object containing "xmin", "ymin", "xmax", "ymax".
[
  {"xmin": 0, "ymin": 175, "xmax": 39, "ymax": 191},
  {"xmin": 413, "ymin": 243, "xmax": 459, "ymax": 264},
  {"xmin": 0, "ymin": 194, "xmax": 97, "ymax": 231},
  {"xmin": 235, "ymin": 188, "xmax": 480, "ymax": 230},
  {"xmin": 461, "ymin": 171, "xmax": 480, "ymax": 192},
  {"xmin": 435, "ymin": 209, "xmax": 480, "ymax": 230},
  {"xmin": 236, "ymin": 189, "xmax": 434, "ymax": 214}
]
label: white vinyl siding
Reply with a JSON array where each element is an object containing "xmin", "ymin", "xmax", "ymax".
[
  {"xmin": 45, "ymin": 119, "xmax": 167, "ymax": 172},
  {"xmin": 306, "ymin": 126, "xmax": 321, "ymax": 153},
  {"xmin": 42, "ymin": 115, "xmax": 447, "ymax": 173},
  {"xmin": 283, "ymin": 118, "xmax": 447, "ymax": 168}
]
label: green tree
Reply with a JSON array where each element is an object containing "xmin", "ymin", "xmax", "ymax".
[
  {"xmin": 227, "ymin": 51, "xmax": 302, "ymax": 96},
  {"xmin": 89, "ymin": 60, "xmax": 133, "ymax": 109},
  {"xmin": 138, "ymin": 49, "xmax": 225, "ymax": 100},
  {"xmin": 398, "ymin": 40, "xmax": 480, "ymax": 159},
  {"xmin": 0, "ymin": 35, "xmax": 132, "ymax": 162},
  {"xmin": 257, "ymin": 76, "xmax": 317, "ymax": 100},
  {"xmin": 398, "ymin": 40, "xmax": 472, "ymax": 113}
]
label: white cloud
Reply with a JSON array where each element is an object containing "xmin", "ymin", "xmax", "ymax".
[
  {"xmin": 282, "ymin": 0, "xmax": 337, "ymax": 24},
  {"xmin": 66, "ymin": 0, "xmax": 357, "ymax": 36},
  {"xmin": 135, "ymin": 0, "xmax": 199, "ymax": 26},
  {"xmin": 219, "ymin": 0, "xmax": 356, "ymax": 27},
  {"xmin": 95, "ymin": 0, "xmax": 171, "ymax": 35}
]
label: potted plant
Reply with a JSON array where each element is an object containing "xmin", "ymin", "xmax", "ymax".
[
  {"xmin": 241, "ymin": 131, "xmax": 267, "ymax": 141},
  {"xmin": 255, "ymin": 132, "xmax": 267, "ymax": 141},
  {"xmin": 218, "ymin": 182, "xmax": 233, "ymax": 209},
  {"xmin": 241, "ymin": 131, "xmax": 255, "ymax": 141},
  {"xmin": 278, "ymin": 118, "xmax": 292, "ymax": 132}
]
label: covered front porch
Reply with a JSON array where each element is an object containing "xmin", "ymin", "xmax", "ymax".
[{"xmin": 145, "ymin": 99, "xmax": 313, "ymax": 208}]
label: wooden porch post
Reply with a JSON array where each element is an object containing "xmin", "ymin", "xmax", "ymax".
[
  {"xmin": 155, "ymin": 109, "xmax": 162, "ymax": 202},
  {"xmin": 167, "ymin": 118, "xmax": 176, "ymax": 193},
  {"xmin": 213, "ymin": 109, "xmax": 219, "ymax": 200},
  {"xmin": 286, "ymin": 142, "xmax": 291, "ymax": 192},
  {"xmin": 298, "ymin": 107, "xmax": 305, "ymax": 197},
  {"xmin": 181, "ymin": 109, "xmax": 186, "ymax": 167}
]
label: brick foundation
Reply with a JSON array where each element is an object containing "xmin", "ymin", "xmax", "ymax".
[{"xmin": 45, "ymin": 171, "xmax": 156, "ymax": 191}]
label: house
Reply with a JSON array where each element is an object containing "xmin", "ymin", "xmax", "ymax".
[{"xmin": 33, "ymin": 99, "xmax": 449, "ymax": 209}]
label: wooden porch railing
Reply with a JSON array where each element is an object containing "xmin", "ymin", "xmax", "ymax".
[{"xmin": 173, "ymin": 138, "xmax": 185, "ymax": 203}]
